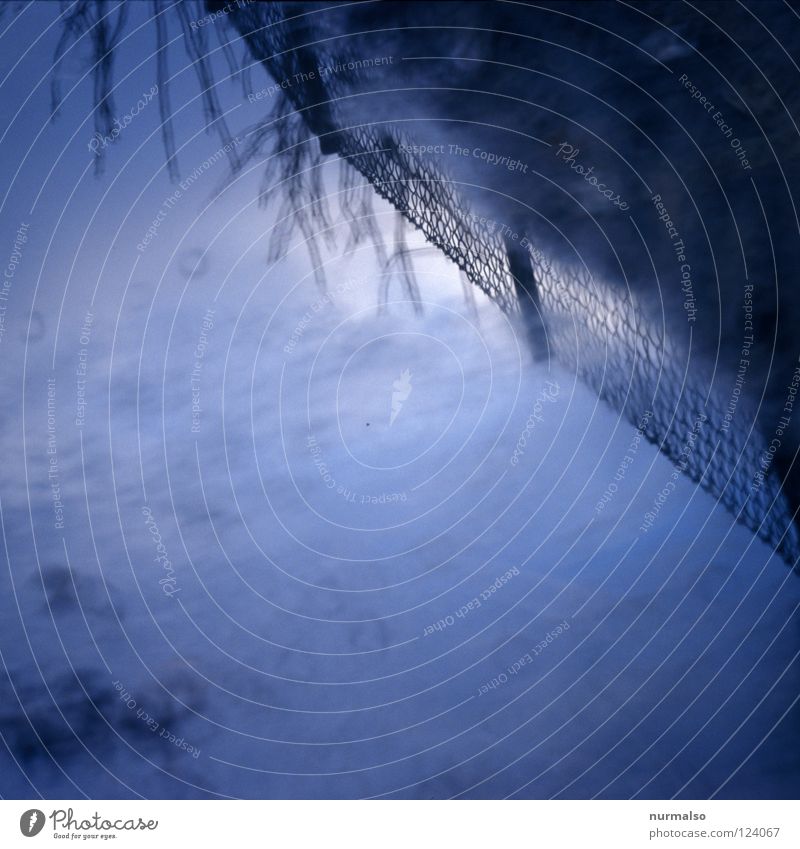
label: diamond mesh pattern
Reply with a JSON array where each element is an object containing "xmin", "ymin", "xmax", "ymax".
[{"xmin": 234, "ymin": 3, "xmax": 800, "ymax": 565}]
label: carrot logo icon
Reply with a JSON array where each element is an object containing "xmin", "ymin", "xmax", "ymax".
[
  {"xmin": 389, "ymin": 369, "xmax": 412, "ymax": 426},
  {"xmin": 19, "ymin": 809, "xmax": 46, "ymax": 837}
]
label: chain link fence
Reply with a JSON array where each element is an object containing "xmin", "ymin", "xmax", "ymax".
[
  {"xmin": 57, "ymin": 1, "xmax": 798, "ymax": 566},
  {"xmin": 233, "ymin": 3, "xmax": 800, "ymax": 566}
]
